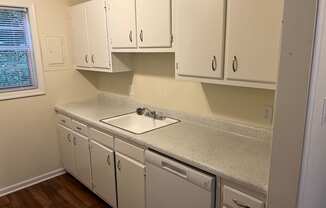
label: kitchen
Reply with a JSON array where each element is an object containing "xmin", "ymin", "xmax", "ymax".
[{"xmin": 0, "ymin": 0, "xmax": 321, "ymax": 208}]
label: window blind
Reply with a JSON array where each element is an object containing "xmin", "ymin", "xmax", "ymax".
[{"xmin": 0, "ymin": 7, "xmax": 36, "ymax": 91}]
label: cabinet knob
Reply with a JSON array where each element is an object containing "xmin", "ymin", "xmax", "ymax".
[
  {"xmin": 129, "ymin": 30, "xmax": 133, "ymax": 43},
  {"xmin": 232, "ymin": 56, "xmax": 238, "ymax": 72},
  {"xmin": 211, "ymin": 56, "xmax": 217, "ymax": 71},
  {"xmin": 140, "ymin": 30, "xmax": 144, "ymax": 42}
]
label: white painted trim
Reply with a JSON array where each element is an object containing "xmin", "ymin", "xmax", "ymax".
[
  {"xmin": 298, "ymin": 0, "xmax": 326, "ymax": 207},
  {"xmin": 0, "ymin": 168, "xmax": 66, "ymax": 197}
]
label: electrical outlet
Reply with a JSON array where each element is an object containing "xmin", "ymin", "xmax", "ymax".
[{"xmin": 264, "ymin": 105, "xmax": 274, "ymax": 124}]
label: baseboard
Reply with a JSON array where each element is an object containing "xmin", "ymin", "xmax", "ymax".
[{"xmin": 0, "ymin": 168, "xmax": 66, "ymax": 197}]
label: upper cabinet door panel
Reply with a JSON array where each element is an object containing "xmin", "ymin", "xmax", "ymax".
[
  {"xmin": 137, "ymin": 0, "xmax": 172, "ymax": 48},
  {"xmin": 110, "ymin": 0, "xmax": 137, "ymax": 49},
  {"xmin": 225, "ymin": 0, "xmax": 283, "ymax": 83},
  {"xmin": 175, "ymin": 0, "xmax": 225, "ymax": 79},
  {"xmin": 71, "ymin": 4, "xmax": 90, "ymax": 68},
  {"xmin": 86, "ymin": 0, "xmax": 111, "ymax": 69}
]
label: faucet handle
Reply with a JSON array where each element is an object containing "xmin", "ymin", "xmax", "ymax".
[{"xmin": 136, "ymin": 108, "xmax": 145, "ymax": 115}]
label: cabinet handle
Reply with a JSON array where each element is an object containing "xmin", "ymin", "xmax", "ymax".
[
  {"xmin": 211, "ymin": 56, "xmax": 217, "ymax": 71},
  {"xmin": 107, "ymin": 154, "xmax": 111, "ymax": 166},
  {"xmin": 76, "ymin": 127, "xmax": 82, "ymax": 131},
  {"xmin": 129, "ymin": 30, "xmax": 133, "ymax": 43},
  {"xmin": 91, "ymin": 55, "xmax": 95, "ymax": 64},
  {"xmin": 232, "ymin": 56, "xmax": 238, "ymax": 72},
  {"xmin": 85, "ymin": 55, "xmax": 89, "ymax": 64},
  {"xmin": 67, "ymin": 134, "xmax": 71, "ymax": 143},
  {"xmin": 232, "ymin": 199, "xmax": 251, "ymax": 208},
  {"xmin": 73, "ymin": 137, "xmax": 77, "ymax": 146},
  {"xmin": 117, "ymin": 160, "xmax": 121, "ymax": 171},
  {"xmin": 61, "ymin": 119, "xmax": 66, "ymax": 123},
  {"xmin": 140, "ymin": 30, "xmax": 144, "ymax": 42}
]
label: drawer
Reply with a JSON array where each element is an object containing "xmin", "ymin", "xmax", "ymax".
[
  {"xmin": 72, "ymin": 120, "xmax": 89, "ymax": 137},
  {"xmin": 56, "ymin": 114, "xmax": 72, "ymax": 128},
  {"xmin": 89, "ymin": 128, "xmax": 114, "ymax": 149},
  {"xmin": 223, "ymin": 186, "xmax": 264, "ymax": 208},
  {"xmin": 115, "ymin": 138, "xmax": 145, "ymax": 163}
]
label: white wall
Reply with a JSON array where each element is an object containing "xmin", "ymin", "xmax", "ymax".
[
  {"xmin": 98, "ymin": 54, "xmax": 275, "ymax": 128},
  {"xmin": 298, "ymin": 0, "xmax": 326, "ymax": 207},
  {"xmin": 0, "ymin": 0, "xmax": 97, "ymax": 190}
]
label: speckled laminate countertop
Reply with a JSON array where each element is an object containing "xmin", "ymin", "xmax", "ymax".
[{"xmin": 55, "ymin": 94, "xmax": 272, "ymax": 196}]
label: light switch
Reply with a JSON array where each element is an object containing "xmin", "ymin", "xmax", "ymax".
[{"xmin": 45, "ymin": 37, "xmax": 64, "ymax": 65}]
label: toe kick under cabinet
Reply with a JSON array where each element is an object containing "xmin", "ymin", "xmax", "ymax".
[{"xmin": 56, "ymin": 113, "xmax": 266, "ymax": 208}]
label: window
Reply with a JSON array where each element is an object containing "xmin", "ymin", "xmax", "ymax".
[{"xmin": 0, "ymin": 4, "xmax": 44, "ymax": 100}]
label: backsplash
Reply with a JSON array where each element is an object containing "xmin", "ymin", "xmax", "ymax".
[{"xmin": 93, "ymin": 53, "xmax": 275, "ymax": 128}]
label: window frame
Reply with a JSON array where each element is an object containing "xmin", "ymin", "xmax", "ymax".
[{"xmin": 0, "ymin": 2, "xmax": 45, "ymax": 101}]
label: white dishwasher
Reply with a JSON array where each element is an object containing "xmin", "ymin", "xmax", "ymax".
[{"xmin": 145, "ymin": 150, "xmax": 217, "ymax": 208}]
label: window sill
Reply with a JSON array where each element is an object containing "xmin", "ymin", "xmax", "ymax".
[{"xmin": 0, "ymin": 88, "xmax": 46, "ymax": 101}]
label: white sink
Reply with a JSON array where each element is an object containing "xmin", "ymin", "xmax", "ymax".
[{"xmin": 101, "ymin": 112, "xmax": 180, "ymax": 134}]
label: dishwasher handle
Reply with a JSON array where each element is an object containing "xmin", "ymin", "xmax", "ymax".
[{"xmin": 162, "ymin": 161, "xmax": 188, "ymax": 179}]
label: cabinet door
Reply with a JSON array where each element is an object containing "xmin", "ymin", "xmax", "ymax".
[
  {"xmin": 73, "ymin": 132, "xmax": 92, "ymax": 189},
  {"xmin": 225, "ymin": 0, "xmax": 283, "ymax": 83},
  {"xmin": 116, "ymin": 153, "xmax": 145, "ymax": 208},
  {"xmin": 137, "ymin": 0, "xmax": 172, "ymax": 48},
  {"xmin": 57, "ymin": 125, "xmax": 76, "ymax": 176},
  {"xmin": 71, "ymin": 3, "xmax": 90, "ymax": 68},
  {"xmin": 110, "ymin": 0, "xmax": 137, "ymax": 48},
  {"xmin": 86, "ymin": 0, "xmax": 111, "ymax": 69},
  {"xmin": 175, "ymin": 0, "xmax": 225, "ymax": 79},
  {"xmin": 90, "ymin": 141, "xmax": 117, "ymax": 207}
]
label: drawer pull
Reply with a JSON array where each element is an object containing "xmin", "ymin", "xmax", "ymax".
[
  {"xmin": 232, "ymin": 56, "xmax": 238, "ymax": 72},
  {"xmin": 117, "ymin": 160, "xmax": 121, "ymax": 171},
  {"xmin": 61, "ymin": 119, "xmax": 66, "ymax": 123},
  {"xmin": 232, "ymin": 199, "xmax": 251, "ymax": 208},
  {"xmin": 76, "ymin": 127, "xmax": 82, "ymax": 131},
  {"xmin": 107, "ymin": 154, "xmax": 111, "ymax": 166}
]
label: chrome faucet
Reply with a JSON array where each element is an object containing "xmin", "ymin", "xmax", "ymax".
[{"xmin": 136, "ymin": 107, "xmax": 166, "ymax": 120}]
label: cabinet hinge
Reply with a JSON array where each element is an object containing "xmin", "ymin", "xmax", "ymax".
[{"xmin": 171, "ymin": 34, "xmax": 174, "ymax": 44}]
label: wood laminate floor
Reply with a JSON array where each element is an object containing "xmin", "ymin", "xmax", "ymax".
[{"xmin": 0, "ymin": 174, "xmax": 111, "ymax": 208}]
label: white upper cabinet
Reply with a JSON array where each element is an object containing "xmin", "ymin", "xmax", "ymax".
[
  {"xmin": 137, "ymin": 0, "xmax": 172, "ymax": 48},
  {"xmin": 86, "ymin": 0, "xmax": 111, "ymax": 69},
  {"xmin": 224, "ymin": 0, "xmax": 283, "ymax": 84},
  {"xmin": 110, "ymin": 0, "xmax": 137, "ymax": 49},
  {"xmin": 175, "ymin": 0, "xmax": 225, "ymax": 79},
  {"xmin": 71, "ymin": 4, "xmax": 90, "ymax": 68},
  {"xmin": 71, "ymin": 0, "xmax": 113, "ymax": 71},
  {"xmin": 109, "ymin": 0, "xmax": 173, "ymax": 51}
]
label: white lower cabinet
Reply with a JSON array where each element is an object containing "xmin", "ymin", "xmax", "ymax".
[
  {"xmin": 90, "ymin": 140, "xmax": 117, "ymax": 207},
  {"xmin": 72, "ymin": 132, "xmax": 92, "ymax": 189},
  {"xmin": 57, "ymin": 124, "xmax": 76, "ymax": 176},
  {"xmin": 115, "ymin": 152, "xmax": 146, "ymax": 208}
]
